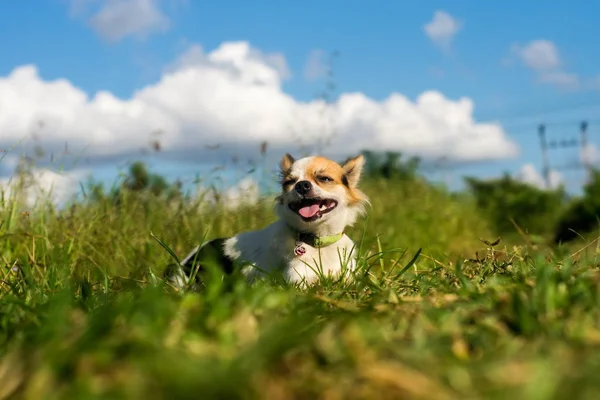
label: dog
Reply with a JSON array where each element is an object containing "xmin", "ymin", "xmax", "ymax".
[{"xmin": 164, "ymin": 152, "xmax": 370, "ymax": 289}]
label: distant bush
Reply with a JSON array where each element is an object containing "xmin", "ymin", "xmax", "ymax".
[
  {"xmin": 354, "ymin": 150, "xmax": 493, "ymax": 255},
  {"xmin": 357, "ymin": 175, "xmax": 492, "ymax": 258},
  {"xmin": 361, "ymin": 150, "xmax": 421, "ymax": 181},
  {"xmin": 86, "ymin": 161, "xmax": 184, "ymax": 205},
  {"xmin": 553, "ymin": 169, "xmax": 600, "ymax": 244},
  {"xmin": 465, "ymin": 174, "xmax": 567, "ymax": 237}
]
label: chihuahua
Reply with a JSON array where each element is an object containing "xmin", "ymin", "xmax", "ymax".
[{"xmin": 164, "ymin": 153, "xmax": 369, "ymax": 289}]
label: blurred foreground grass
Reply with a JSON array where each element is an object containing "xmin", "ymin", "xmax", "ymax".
[{"xmin": 1, "ymin": 174, "xmax": 600, "ymax": 399}]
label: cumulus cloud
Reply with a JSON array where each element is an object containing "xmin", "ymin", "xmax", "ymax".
[
  {"xmin": 581, "ymin": 143, "xmax": 600, "ymax": 166},
  {"xmin": 196, "ymin": 176, "xmax": 260, "ymax": 210},
  {"xmin": 508, "ymin": 39, "xmax": 580, "ymax": 91},
  {"xmin": 515, "ymin": 163, "xmax": 563, "ymax": 190},
  {"xmin": 0, "ymin": 167, "xmax": 87, "ymax": 207},
  {"xmin": 538, "ymin": 71, "xmax": 580, "ymax": 91},
  {"xmin": 218, "ymin": 176, "xmax": 260, "ymax": 209},
  {"xmin": 511, "ymin": 40, "xmax": 560, "ymax": 71},
  {"xmin": 303, "ymin": 49, "xmax": 329, "ymax": 81},
  {"xmin": 68, "ymin": 0, "xmax": 170, "ymax": 42},
  {"xmin": 164, "ymin": 43, "xmax": 291, "ymax": 80},
  {"xmin": 0, "ymin": 41, "xmax": 518, "ymax": 170},
  {"xmin": 423, "ymin": 10, "xmax": 462, "ymax": 51}
]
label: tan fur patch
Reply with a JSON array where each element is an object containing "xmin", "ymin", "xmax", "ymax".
[
  {"xmin": 279, "ymin": 153, "xmax": 297, "ymax": 192},
  {"xmin": 279, "ymin": 153, "xmax": 295, "ymax": 175},
  {"xmin": 305, "ymin": 156, "xmax": 365, "ymax": 205}
]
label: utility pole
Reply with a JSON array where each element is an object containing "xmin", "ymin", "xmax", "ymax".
[
  {"xmin": 538, "ymin": 124, "xmax": 551, "ymax": 189},
  {"xmin": 536, "ymin": 121, "xmax": 591, "ymax": 190},
  {"xmin": 580, "ymin": 120, "xmax": 590, "ymax": 178}
]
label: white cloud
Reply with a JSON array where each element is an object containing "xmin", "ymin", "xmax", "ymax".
[
  {"xmin": 508, "ymin": 39, "xmax": 583, "ymax": 91},
  {"xmin": 581, "ymin": 143, "xmax": 600, "ymax": 165},
  {"xmin": 0, "ymin": 167, "xmax": 87, "ymax": 207},
  {"xmin": 165, "ymin": 43, "xmax": 291, "ymax": 80},
  {"xmin": 69, "ymin": 0, "xmax": 170, "ymax": 42},
  {"xmin": 219, "ymin": 176, "xmax": 261, "ymax": 209},
  {"xmin": 511, "ymin": 40, "xmax": 561, "ymax": 71},
  {"xmin": 538, "ymin": 71, "xmax": 580, "ymax": 91},
  {"xmin": 423, "ymin": 10, "xmax": 462, "ymax": 51},
  {"xmin": 515, "ymin": 163, "xmax": 563, "ymax": 190},
  {"xmin": 303, "ymin": 49, "xmax": 329, "ymax": 81},
  {"xmin": 0, "ymin": 41, "xmax": 518, "ymax": 168},
  {"xmin": 196, "ymin": 176, "xmax": 260, "ymax": 210}
]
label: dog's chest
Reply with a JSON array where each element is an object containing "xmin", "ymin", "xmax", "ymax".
[
  {"xmin": 230, "ymin": 223, "xmax": 356, "ymax": 285},
  {"xmin": 254, "ymin": 235, "xmax": 355, "ymax": 284}
]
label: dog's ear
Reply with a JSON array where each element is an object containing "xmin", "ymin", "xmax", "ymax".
[
  {"xmin": 279, "ymin": 153, "xmax": 295, "ymax": 173},
  {"xmin": 341, "ymin": 154, "xmax": 365, "ymax": 188}
]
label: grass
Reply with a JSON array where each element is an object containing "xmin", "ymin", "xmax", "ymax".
[{"xmin": 1, "ymin": 173, "xmax": 600, "ymax": 399}]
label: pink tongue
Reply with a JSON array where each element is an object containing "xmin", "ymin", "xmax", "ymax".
[{"xmin": 299, "ymin": 204, "xmax": 320, "ymax": 218}]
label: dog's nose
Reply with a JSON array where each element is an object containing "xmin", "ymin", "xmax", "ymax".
[{"xmin": 295, "ymin": 180, "xmax": 312, "ymax": 195}]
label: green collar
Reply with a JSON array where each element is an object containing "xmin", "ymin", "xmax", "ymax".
[{"xmin": 296, "ymin": 231, "xmax": 344, "ymax": 248}]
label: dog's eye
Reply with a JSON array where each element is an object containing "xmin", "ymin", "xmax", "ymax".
[
  {"xmin": 317, "ymin": 176, "xmax": 334, "ymax": 183},
  {"xmin": 282, "ymin": 178, "xmax": 296, "ymax": 187}
]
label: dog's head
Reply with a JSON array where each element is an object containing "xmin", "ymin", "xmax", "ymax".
[{"xmin": 275, "ymin": 153, "xmax": 369, "ymax": 235}]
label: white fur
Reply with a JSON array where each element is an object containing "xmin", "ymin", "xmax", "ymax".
[
  {"xmin": 224, "ymin": 220, "xmax": 357, "ymax": 285},
  {"xmin": 167, "ymin": 154, "xmax": 369, "ymax": 288}
]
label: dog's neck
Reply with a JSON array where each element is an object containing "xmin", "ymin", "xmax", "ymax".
[
  {"xmin": 295, "ymin": 230, "xmax": 344, "ymax": 248},
  {"xmin": 281, "ymin": 222, "xmax": 345, "ymax": 248}
]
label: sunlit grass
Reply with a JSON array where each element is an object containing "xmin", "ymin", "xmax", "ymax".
[{"xmin": 0, "ymin": 166, "xmax": 600, "ymax": 399}]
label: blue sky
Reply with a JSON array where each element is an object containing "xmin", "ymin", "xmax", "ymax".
[{"xmin": 1, "ymin": 0, "xmax": 600, "ymax": 203}]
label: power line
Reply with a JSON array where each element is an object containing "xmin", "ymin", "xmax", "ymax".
[
  {"xmin": 501, "ymin": 119, "xmax": 600, "ymax": 133},
  {"xmin": 536, "ymin": 120, "xmax": 591, "ymax": 189},
  {"xmin": 477, "ymin": 100, "xmax": 600, "ymax": 124}
]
